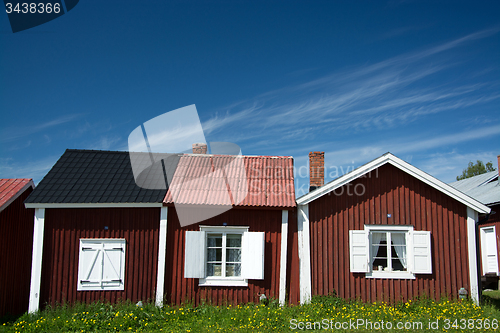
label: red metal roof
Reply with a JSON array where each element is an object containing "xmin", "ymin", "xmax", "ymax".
[
  {"xmin": 164, "ymin": 154, "xmax": 296, "ymax": 208},
  {"xmin": 0, "ymin": 179, "xmax": 34, "ymax": 212}
]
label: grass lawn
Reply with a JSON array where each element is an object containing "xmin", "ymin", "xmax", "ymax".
[{"xmin": 1, "ymin": 294, "xmax": 499, "ymax": 332}]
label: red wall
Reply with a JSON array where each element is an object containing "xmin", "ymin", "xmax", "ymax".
[
  {"xmin": 40, "ymin": 208, "xmax": 160, "ymax": 308},
  {"xmin": 0, "ymin": 188, "xmax": 34, "ymax": 317},
  {"xmin": 163, "ymin": 207, "xmax": 290, "ymax": 306},
  {"xmin": 307, "ymin": 164, "xmax": 470, "ymax": 303}
]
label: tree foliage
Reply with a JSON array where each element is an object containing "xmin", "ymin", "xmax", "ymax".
[{"xmin": 456, "ymin": 160, "xmax": 497, "ymax": 181}]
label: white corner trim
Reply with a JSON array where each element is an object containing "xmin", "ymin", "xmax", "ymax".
[
  {"xmin": 467, "ymin": 207, "xmax": 479, "ymax": 305},
  {"xmin": 296, "ymin": 153, "xmax": 491, "ymax": 215},
  {"xmin": 156, "ymin": 207, "xmax": 168, "ymax": 307},
  {"xmin": 279, "ymin": 210, "xmax": 289, "ymax": 306},
  {"xmin": 0, "ymin": 180, "xmax": 35, "ymax": 213},
  {"xmin": 297, "ymin": 204, "xmax": 311, "ymax": 304},
  {"xmin": 28, "ymin": 208, "xmax": 45, "ymax": 313},
  {"xmin": 24, "ymin": 203, "xmax": 164, "ymax": 209}
]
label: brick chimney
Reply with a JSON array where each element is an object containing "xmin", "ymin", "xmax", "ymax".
[
  {"xmin": 192, "ymin": 143, "xmax": 208, "ymax": 154},
  {"xmin": 497, "ymin": 155, "xmax": 500, "ymax": 181},
  {"xmin": 309, "ymin": 151, "xmax": 324, "ymax": 192}
]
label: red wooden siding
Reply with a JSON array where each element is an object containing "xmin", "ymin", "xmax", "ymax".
[
  {"xmin": 40, "ymin": 208, "xmax": 160, "ymax": 308},
  {"xmin": 308, "ymin": 164, "xmax": 470, "ymax": 303},
  {"xmin": 163, "ymin": 207, "xmax": 287, "ymax": 306},
  {"xmin": 286, "ymin": 209, "xmax": 300, "ymax": 305},
  {"xmin": 478, "ymin": 203, "xmax": 500, "ymax": 276},
  {"xmin": 0, "ymin": 188, "xmax": 34, "ymax": 316}
]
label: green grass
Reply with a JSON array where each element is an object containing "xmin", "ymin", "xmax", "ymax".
[{"xmin": 1, "ymin": 294, "xmax": 499, "ymax": 332}]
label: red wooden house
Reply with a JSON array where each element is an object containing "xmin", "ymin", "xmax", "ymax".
[
  {"xmin": 0, "ymin": 179, "xmax": 34, "ymax": 317},
  {"xmin": 161, "ymin": 153, "xmax": 295, "ymax": 306},
  {"xmin": 450, "ymin": 155, "xmax": 500, "ymax": 289},
  {"xmin": 24, "ymin": 147, "xmax": 296, "ymax": 312},
  {"xmin": 293, "ymin": 152, "xmax": 491, "ymax": 304}
]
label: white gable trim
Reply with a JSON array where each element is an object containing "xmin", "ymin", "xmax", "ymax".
[
  {"xmin": 0, "ymin": 180, "xmax": 34, "ymax": 213},
  {"xmin": 296, "ymin": 153, "xmax": 491, "ymax": 214}
]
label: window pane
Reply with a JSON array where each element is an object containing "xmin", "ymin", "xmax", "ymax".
[
  {"xmin": 207, "ymin": 263, "xmax": 222, "ymax": 277},
  {"xmin": 226, "ymin": 263, "xmax": 241, "ymax": 277},
  {"xmin": 226, "ymin": 249, "xmax": 241, "ymax": 262},
  {"xmin": 226, "ymin": 234, "xmax": 241, "ymax": 247},
  {"xmin": 207, "ymin": 234, "xmax": 222, "ymax": 247},
  {"xmin": 207, "ymin": 248, "xmax": 222, "ymax": 261},
  {"xmin": 391, "ymin": 232, "xmax": 407, "ymax": 269},
  {"xmin": 392, "ymin": 259, "xmax": 406, "ymax": 271}
]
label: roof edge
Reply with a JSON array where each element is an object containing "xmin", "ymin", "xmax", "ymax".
[
  {"xmin": 0, "ymin": 179, "xmax": 34, "ymax": 213},
  {"xmin": 296, "ymin": 153, "xmax": 491, "ymax": 214},
  {"xmin": 24, "ymin": 202, "xmax": 163, "ymax": 209}
]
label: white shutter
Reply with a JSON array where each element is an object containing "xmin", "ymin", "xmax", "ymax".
[
  {"xmin": 412, "ymin": 231, "xmax": 432, "ymax": 274},
  {"xmin": 78, "ymin": 242, "xmax": 102, "ymax": 289},
  {"xmin": 184, "ymin": 231, "xmax": 206, "ymax": 278},
  {"xmin": 349, "ymin": 230, "xmax": 369, "ymax": 273},
  {"xmin": 481, "ymin": 227, "xmax": 499, "ymax": 274},
  {"xmin": 78, "ymin": 239, "xmax": 125, "ymax": 290},
  {"xmin": 241, "ymin": 231, "xmax": 265, "ymax": 280},
  {"xmin": 102, "ymin": 242, "xmax": 125, "ymax": 287}
]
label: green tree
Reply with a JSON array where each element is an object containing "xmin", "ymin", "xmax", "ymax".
[{"xmin": 456, "ymin": 160, "xmax": 497, "ymax": 181}]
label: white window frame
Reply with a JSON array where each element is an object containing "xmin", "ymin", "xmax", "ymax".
[
  {"xmin": 480, "ymin": 226, "xmax": 499, "ymax": 275},
  {"xmin": 199, "ymin": 226, "xmax": 248, "ymax": 287},
  {"xmin": 365, "ymin": 225, "xmax": 415, "ymax": 279},
  {"xmin": 77, "ymin": 238, "xmax": 126, "ymax": 291}
]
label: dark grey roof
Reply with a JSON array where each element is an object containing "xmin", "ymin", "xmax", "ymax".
[{"xmin": 25, "ymin": 149, "xmax": 181, "ymax": 204}]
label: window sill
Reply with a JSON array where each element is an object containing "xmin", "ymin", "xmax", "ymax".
[
  {"xmin": 199, "ymin": 278, "xmax": 248, "ymax": 287},
  {"xmin": 366, "ymin": 272, "xmax": 415, "ymax": 279}
]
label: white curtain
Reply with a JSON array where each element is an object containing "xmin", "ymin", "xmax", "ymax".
[
  {"xmin": 392, "ymin": 233, "xmax": 407, "ymax": 269},
  {"xmin": 370, "ymin": 232, "xmax": 384, "ymax": 267}
]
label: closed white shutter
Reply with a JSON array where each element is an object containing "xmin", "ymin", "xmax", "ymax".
[
  {"xmin": 481, "ymin": 227, "xmax": 499, "ymax": 274},
  {"xmin": 241, "ymin": 231, "xmax": 265, "ymax": 280},
  {"xmin": 184, "ymin": 231, "xmax": 206, "ymax": 278},
  {"xmin": 412, "ymin": 231, "xmax": 432, "ymax": 274},
  {"xmin": 78, "ymin": 239, "xmax": 125, "ymax": 291},
  {"xmin": 349, "ymin": 230, "xmax": 369, "ymax": 273},
  {"xmin": 102, "ymin": 243, "xmax": 125, "ymax": 287}
]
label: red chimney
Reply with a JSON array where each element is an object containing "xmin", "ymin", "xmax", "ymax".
[
  {"xmin": 192, "ymin": 143, "xmax": 208, "ymax": 154},
  {"xmin": 309, "ymin": 151, "xmax": 324, "ymax": 192},
  {"xmin": 497, "ymin": 155, "xmax": 500, "ymax": 180}
]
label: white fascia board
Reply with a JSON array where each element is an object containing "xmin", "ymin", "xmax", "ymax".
[
  {"xmin": 467, "ymin": 207, "xmax": 479, "ymax": 305},
  {"xmin": 156, "ymin": 207, "xmax": 168, "ymax": 307},
  {"xmin": 296, "ymin": 153, "xmax": 491, "ymax": 215},
  {"xmin": 297, "ymin": 204, "xmax": 311, "ymax": 304},
  {"xmin": 279, "ymin": 210, "xmax": 289, "ymax": 306},
  {"xmin": 0, "ymin": 180, "xmax": 35, "ymax": 213},
  {"xmin": 28, "ymin": 208, "xmax": 45, "ymax": 313},
  {"xmin": 24, "ymin": 202, "xmax": 164, "ymax": 208}
]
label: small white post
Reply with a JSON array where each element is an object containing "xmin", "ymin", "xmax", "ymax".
[
  {"xmin": 156, "ymin": 207, "xmax": 168, "ymax": 307},
  {"xmin": 28, "ymin": 208, "xmax": 45, "ymax": 313},
  {"xmin": 279, "ymin": 210, "xmax": 289, "ymax": 306}
]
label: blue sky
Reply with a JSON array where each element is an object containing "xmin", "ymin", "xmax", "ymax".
[{"xmin": 1, "ymin": 1, "xmax": 499, "ymax": 197}]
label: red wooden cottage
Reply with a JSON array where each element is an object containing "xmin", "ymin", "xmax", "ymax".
[
  {"xmin": 0, "ymin": 179, "xmax": 35, "ymax": 317},
  {"xmin": 24, "ymin": 149, "xmax": 181, "ymax": 313},
  {"xmin": 449, "ymin": 155, "xmax": 500, "ymax": 289},
  {"xmin": 161, "ymin": 152, "xmax": 296, "ymax": 306},
  {"xmin": 24, "ymin": 147, "xmax": 296, "ymax": 312},
  {"xmin": 293, "ymin": 152, "xmax": 491, "ymax": 305}
]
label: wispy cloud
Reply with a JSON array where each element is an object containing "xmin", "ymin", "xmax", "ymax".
[
  {"xmin": 0, "ymin": 114, "xmax": 82, "ymax": 143},
  {"xmin": 203, "ymin": 27, "xmax": 499, "ymax": 149}
]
